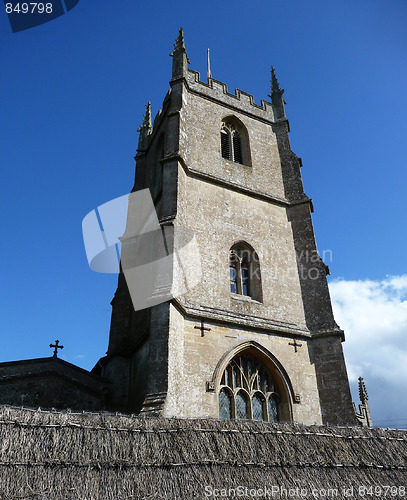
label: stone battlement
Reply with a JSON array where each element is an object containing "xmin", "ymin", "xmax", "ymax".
[{"xmin": 186, "ymin": 69, "xmax": 276, "ymax": 121}]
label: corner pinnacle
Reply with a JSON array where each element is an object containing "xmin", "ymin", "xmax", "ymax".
[
  {"xmin": 269, "ymin": 66, "xmax": 286, "ymax": 120},
  {"xmin": 137, "ymin": 102, "xmax": 152, "ymax": 151},
  {"xmin": 269, "ymin": 66, "xmax": 284, "ymax": 97},
  {"xmin": 138, "ymin": 102, "xmax": 152, "ymax": 132},
  {"xmin": 358, "ymin": 377, "xmax": 368, "ymax": 404},
  {"xmin": 172, "ymin": 27, "xmax": 186, "ymax": 54},
  {"xmin": 170, "ymin": 27, "xmax": 190, "ymax": 80}
]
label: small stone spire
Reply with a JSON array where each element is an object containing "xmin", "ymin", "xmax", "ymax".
[
  {"xmin": 358, "ymin": 376, "xmax": 369, "ymax": 404},
  {"xmin": 137, "ymin": 102, "xmax": 152, "ymax": 151},
  {"xmin": 173, "ymin": 27, "xmax": 186, "ymax": 52},
  {"xmin": 170, "ymin": 27, "xmax": 190, "ymax": 80},
  {"xmin": 269, "ymin": 66, "xmax": 286, "ymax": 120},
  {"xmin": 271, "ymin": 66, "xmax": 282, "ymax": 93},
  {"xmin": 354, "ymin": 377, "xmax": 373, "ymax": 427}
]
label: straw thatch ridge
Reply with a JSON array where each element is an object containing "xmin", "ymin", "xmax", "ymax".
[{"xmin": 0, "ymin": 406, "xmax": 406, "ymax": 499}]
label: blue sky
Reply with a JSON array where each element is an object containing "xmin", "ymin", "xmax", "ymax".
[{"xmin": 1, "ymin": 0, "xmax": 406, "ymax": 427}]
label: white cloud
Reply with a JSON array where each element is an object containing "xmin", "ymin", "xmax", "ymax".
[{"xmin": 329, "ymin": 275, "xmax": 407, "ymax": 428}]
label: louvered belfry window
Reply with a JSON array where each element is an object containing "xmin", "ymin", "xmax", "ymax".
[
  {"xmin": 221, "ymin": 128, "xmax": 230, "ymax": 160},
  {"xmin": 220, "ymin": 122, "xmax": 244, "ymax": 164},
  {"xmin": 218, "ymin": 353, "xmax": 280, "ymax": 422},
  {"xmin": 232, "ymin": 133, "xmax": 242, "ymax": 164}
]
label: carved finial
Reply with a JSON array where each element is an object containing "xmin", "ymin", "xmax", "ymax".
[
  {"xmin": 170, "ymin": 27, "xmax": 190, "ymax": 80},
  {"xmin": 269, "ymin": 66, "xmax": 286, "ymax": 120},
  {"xmin": 138, "ymin": 102, "xmax": 152, "ymax": 132},
  {"xmin": 270, "ymin": 66, "xmax": 283, "ymax": 95},
  {"xmin": 354, "ymin": 376, "xmax": 372, "ymax": 427},
  {"xmin": 358, "ymin": 376, "xmax": 368, "ymax": 404},
  {"xmin": 137, "ymin": 102, "xmax": 152, "ymax": 151},
  {"xmin": 172, "ymin": 27, "xmax": 186, "ymax": 54}
]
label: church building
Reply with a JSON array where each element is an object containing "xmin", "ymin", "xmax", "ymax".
[
  {"xmin": 94, "ymin": 28, "xmax": 357, "ymax": 426},
  {"xmin": 0, "ymin": 29, "xmax": 363, "ymax": 427},
  {"xmin": 4, "ymin": 31, "xmax": 406, "ymax": 500}
]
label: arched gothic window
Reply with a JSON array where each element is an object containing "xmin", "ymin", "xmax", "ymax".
[
  {"xmin": 229, "ymin": 243, "xmax": 262, "ymax": 302},
  {"xmin": 220, "ymin": 119, "xmax": 250, "ymax": 165},
  {"xmin": 218, "ymin": 353, "xmax": 281, "ymax": 422}
]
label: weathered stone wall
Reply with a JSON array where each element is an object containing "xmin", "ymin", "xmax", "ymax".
[
  {"xmin": 0, "ymin": 358, "xmax": 106, "ymax": 411},
  {"xmin": 183, "ymin": 71, "xmax": 286, "ymax": 202},
  {"xmin": 164, "ymin": 304, "xmax": 323, "ymax": 424},
  {"xmin": 175, "ymin": 167, "xmax": 308, "ymax": 328},
  {"xmin": 309, "ymin": 336, "xmax": 357, "ymax": 425}
]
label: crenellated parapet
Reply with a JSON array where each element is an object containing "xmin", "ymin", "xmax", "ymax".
[{"xmin": 186, "ymin": 69, "xmax": 278, "ymax": 122}]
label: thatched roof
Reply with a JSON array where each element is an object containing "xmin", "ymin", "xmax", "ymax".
[{"xmin": 0, "ymin": 406, "xmax": 406, "ymax": 499}]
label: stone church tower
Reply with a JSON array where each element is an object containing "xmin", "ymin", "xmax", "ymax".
[{"xmin": 96, "ymin": 28, "xmax": 357, "ymax": 426}]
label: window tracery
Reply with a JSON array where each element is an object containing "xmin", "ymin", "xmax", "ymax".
[{"xmin": 218, "ymin": 353, "xmax": 280, "ymax": 422}]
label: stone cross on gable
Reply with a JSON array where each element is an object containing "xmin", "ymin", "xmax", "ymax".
[{"xmin": 49, "ymin": 340, "xmax": 64, "ymax": 357}]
